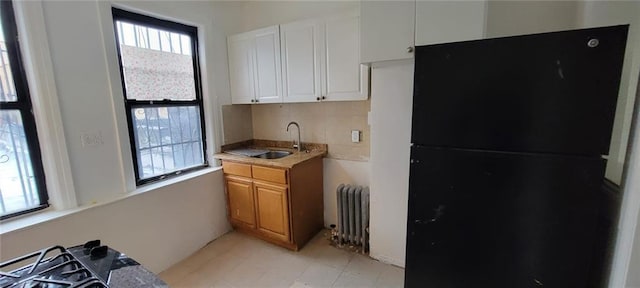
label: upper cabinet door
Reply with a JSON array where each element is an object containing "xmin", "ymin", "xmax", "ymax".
[
  {"xmin": 360, "ymin": 1, "xmax": 415, "ymax": 63},
  {"xmin": 253, "ymin": 26, "xmax": 283, "ymax": 104},
  {"xmin": 228, "ymin": 26, "xmax": 282, "ymax": 104},
  {"xmin": 228, "ymin": 33, "xmax": 256, "ymax": 104},
  {"xmin": 415, "ymin": 1, "xmax": 487, "ymax": 46},
  {"xmin": 281, "ymin": 19, "xmax": 324, "ymax": 103},
  {"xmin": 324, "ymin": 10, "xmax": 369, "ymax": 101}
]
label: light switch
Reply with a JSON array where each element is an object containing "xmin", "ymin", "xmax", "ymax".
[{"xmin": 352, "ymin": 130, "xmax": 360, "ymax": 143}]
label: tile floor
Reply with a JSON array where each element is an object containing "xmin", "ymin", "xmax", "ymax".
[{"xmin": 159, "ymin": 230, "xmax": 404, "ymax": 288}]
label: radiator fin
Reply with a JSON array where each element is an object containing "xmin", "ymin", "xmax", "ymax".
[{"xmin": 336, "ymin": 184, "xmax": 370, "ymax": 252}]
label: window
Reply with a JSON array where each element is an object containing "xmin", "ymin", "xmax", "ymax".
[
  {"xmin": 0, "ymin": 1, "xmax": 49, "ymax": 220},
  {"xmin": 112, "ymin": 8, "xmax": 207, "ymax": 185}
]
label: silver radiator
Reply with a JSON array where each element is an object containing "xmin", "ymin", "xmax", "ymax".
[{"xmin": 336, "ymin": 184, "xmax": 370, "ymax": 252}]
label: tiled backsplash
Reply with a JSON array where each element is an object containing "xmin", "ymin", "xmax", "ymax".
[
  {"xmin": 221, "ymin": 104, "xmax": 254, "ymax": 144},
  {"xmin": 249, "ymin": 101, "xmax": 370, "ymax": 161},
  {"xmin": 222, "ymin": 101, "xmax": 370, "ymax": 161}
]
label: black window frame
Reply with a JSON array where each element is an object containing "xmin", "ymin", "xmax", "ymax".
[
  {"xmin": 112, "ymin": 8, "xmax": 208, "ymax": 186},
  {"xmin": 0, "ymin": 0, "xmax": 49, "ymax": 220}
]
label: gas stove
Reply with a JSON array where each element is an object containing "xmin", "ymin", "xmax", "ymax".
[{"xmin": 0, "ymin": 240, "xmax": 167, "ymax": 287}]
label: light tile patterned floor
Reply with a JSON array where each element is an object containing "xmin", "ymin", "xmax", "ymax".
[{"xmin": 159, "ymin": 230, "xmax": 404, "ymax": 288}]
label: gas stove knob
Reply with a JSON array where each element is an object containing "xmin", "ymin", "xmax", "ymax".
[
  {"xmin": 90, "ymin": 245, "xmax": 109, "ymax": 258},
  {"xmin": 83, "ymin": 239, "xmax": 101, "ymax": 249}
]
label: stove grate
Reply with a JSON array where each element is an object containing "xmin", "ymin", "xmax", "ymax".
[{"xmin": 0, "ymin": 246, "xmax": 107, "ymax": 288}]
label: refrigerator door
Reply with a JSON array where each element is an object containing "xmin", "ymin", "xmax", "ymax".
[
  {"xmin": 412, "ymin": 25, "xmax": 628, "ymax": 156},
  {"xmin": 405, "ymin": 146, "xmax": 606, "ymax": 288}
]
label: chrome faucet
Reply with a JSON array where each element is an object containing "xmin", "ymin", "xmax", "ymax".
[{"xmin": 286, "ymin": 121, "xmax": 301, "ymax": 152}]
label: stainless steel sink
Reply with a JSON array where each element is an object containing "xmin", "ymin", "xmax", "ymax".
[{"xmin": 252, "ymin": 150, "xmax": 292, "ymax": 159}]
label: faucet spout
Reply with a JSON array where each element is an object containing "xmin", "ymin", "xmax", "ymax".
[{"xmin": 286, "ymin": 121, "xmax": 301, "ymax": 152}]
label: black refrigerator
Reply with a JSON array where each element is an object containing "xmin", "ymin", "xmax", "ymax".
[{"xmin": 405, "ymin": 25, "xmax": 628, "ymax": 287}]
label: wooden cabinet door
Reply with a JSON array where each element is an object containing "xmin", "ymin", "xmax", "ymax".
[
  {"xmin": 323, "ymin": 9, "xmax": 369, "ymax": 101},
  {"xmin": 253, "ymin": 26, "xmax": 283, "ymax": 104},
  {"xmin": 415, "ymin": 1, "xmax": 486, "ymax": 46},
  {"xmin": 280, "ymin": 18, "xmax": 324, "ymax": 103},
  {"xmin": 360, "ymin": 1, "xmax": 415, "ymax": 63},
  {"xmin": 228, "ymin": 32, "xmax": 256, "ymax": 104},
  {"xmin": 254, "ymin": 180, "xmax": 291, "ymax": 242},
  {"xmin": 226, "ymin": 176, "xmax": 256, "ymax": 227}
]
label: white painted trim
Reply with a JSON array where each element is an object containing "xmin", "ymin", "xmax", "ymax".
[
  {"xmin": 482, "ymin": 0, "xmax": 489, "ymax": 39},
  {"xmin": 13, "ymin": 1, "xmax": 77, "ymax": 210},
  {"xmin": 96, "ymin": 1, "xmax": 136, "ymax": 193},
  {"xmin": 610, "ymin": 72, "xmax": 640, "ymax": 288},
  {"xmin": 196, "ymin": 20, "xmax": 224, "ymax": 162},
  {"xmin": 369, "ymin": 252, "xmax": 405, "ymax": 268}
]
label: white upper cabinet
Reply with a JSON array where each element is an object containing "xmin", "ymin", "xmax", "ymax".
[
  {"xmin": 280, "ymin": 19, "xmax": 324, "ymax": 103},
  {"xmin": 228, "ymin": 11, "xmax": 369, "ymax": 104},
  {"xmin": 415, "ymin": 1, "xmax": 486, "ymax": 46},
  {"xmin": 281, "ymin": 10, "xmax": 368, "ymax": 103},
  {"xmin": 360, "ymin": 1, "xmax": 415, "ymax": 63},
  {"xmin": 228, "ymin": 33, "xmax": 256, "ymax": 104},
  {"xmin": 360, "ymin": 1, "xmax": 487, "ymax": 63},
  {"xmin": 228, "ymin": 26, "xmax": 282, "ymax": 104},
  {"xmin": 253, "ymin": 27, "xmax": 283, "ymax": 103},
  {"xmin": 324, "ymin": 10, "xmax": 369, "ymax": 101}
]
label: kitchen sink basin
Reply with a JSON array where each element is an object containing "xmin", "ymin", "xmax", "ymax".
[{"xmin": 252, "ymin": 150, "xmax": 292, "ymax": 159}]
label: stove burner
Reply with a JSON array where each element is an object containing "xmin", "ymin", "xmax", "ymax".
[{"xmin": 0, "ymin": 244, "xmax": 107, "ymax": 288}]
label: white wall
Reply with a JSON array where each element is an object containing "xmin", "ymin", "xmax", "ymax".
[
  {"xmin": 323, "ymin": 158, "xmax": 371, "ymax": 226},
  {"xmin": 234, "ymin": 1, "xmax": 358, "ymax": 34},
  {"xmin": 0, "ymin": 171, "xmax": 229, "ymax": 273},
  {"xmin": 202, "ymin": 1, "xmax": 246, "ymax": 108},
  {"xmin": 369, "ymin": 61, "xmax": 414, "ymax": 267},
  {"xmin": 42, "ymin": 0, "xmax": 127, "ymax": 205},
  {"xmin": 1, "ymin": 0, "xmax": 236, "ymax": 273},
  {"xmin": 486, "ymin": 1, "xmax": 578, "ymax": 38}
]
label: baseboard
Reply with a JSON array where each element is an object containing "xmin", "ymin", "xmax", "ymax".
[{"xmin": 370, "ymin": 252, "xmax": 405, "ymax": 268}]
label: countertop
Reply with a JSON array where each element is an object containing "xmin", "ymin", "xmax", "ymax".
[{"xmin": 214, "ymin": 139, "xmax": 327, "ymax": 169}]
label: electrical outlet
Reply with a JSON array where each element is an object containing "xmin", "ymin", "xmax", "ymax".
[{"xmin": 351, "ymin": 130, "xmax": 360, "ymax": 143}]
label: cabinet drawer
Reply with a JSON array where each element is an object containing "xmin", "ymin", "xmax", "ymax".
[
  {"xmin": 253, "ymin": 165, "xmax": 288, "ymax": 184},
  {"xmin": 222, "ymin": 161, "xmax": 252, "ymax": 177}
]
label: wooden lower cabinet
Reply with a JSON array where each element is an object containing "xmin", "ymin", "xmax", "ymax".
[
  {"xmin": 254, "ymin": 180, "xmax": 290, "ymax": 242},
  {"xmin": 222, "ymin": 157, "xmax": 323, "ymax": 250},
  {"xmin": 225, "ymin": 175, "xmax": 256, "ymax": 228}
]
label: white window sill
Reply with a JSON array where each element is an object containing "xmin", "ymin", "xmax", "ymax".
[{"xmin": 0, "ymin": 166, "xmax": 222, "ymax": 236}]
